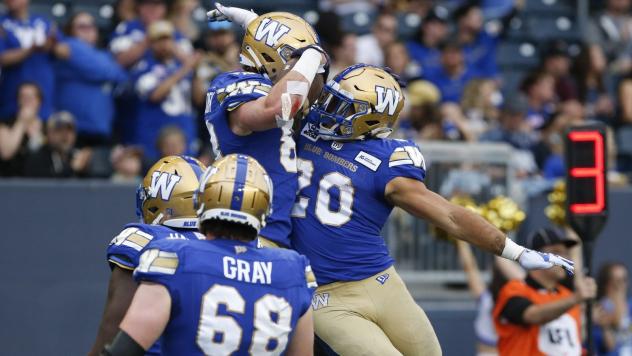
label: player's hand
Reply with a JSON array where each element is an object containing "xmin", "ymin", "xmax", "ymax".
[
  {"xmin": 574, "ymin": 276, "xmax": 597, "ymax": 302},
  {"xmin": 517, "ymin": 249, "xmax": 575, "ymax": 275},
  {"xmin": 207, "ymin": 2, "xmax": 258, "ymax": 29}
]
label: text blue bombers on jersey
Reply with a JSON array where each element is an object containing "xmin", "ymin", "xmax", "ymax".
[
  {"xmin": 134, "ymin": 238, "xmax": 316, "ymax": 355},
  {"xmin": 204, "ymin": 71, "xmax": 298, "ymax": 247},
  {"xmin": 291, "ymin": 120, "xmax": 427, "ymax": 285},
  {"xmin": 107, "ymin": 223, "xmax": 204, "ymax": 271}
]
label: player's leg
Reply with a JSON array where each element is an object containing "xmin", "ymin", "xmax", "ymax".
[
  {"xmin": 312, "ymin": 281, "xmax": 402, "ymax": 356},
  {"xmin": 371, "ymin": 267, "xmax": 442, "ymax": 356}
]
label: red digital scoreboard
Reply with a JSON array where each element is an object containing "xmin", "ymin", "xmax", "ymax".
[{"xmin": 564, "ymin": 124, "xmax": 609, "ymax": 241}]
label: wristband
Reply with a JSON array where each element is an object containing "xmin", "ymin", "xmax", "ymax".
[
  {"xmin": 291, "ymin": 48, "xmax": 321, "ymax": 87},
  {"xmin": 500, "ymin": 237, "xmax": 525, "ymax": 261}
]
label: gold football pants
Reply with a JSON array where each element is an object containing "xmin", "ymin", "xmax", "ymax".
[{"xmin": 312, "ymin": 266, "xmax": 442, "ymax": 356}]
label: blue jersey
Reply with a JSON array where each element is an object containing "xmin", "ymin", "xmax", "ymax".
[
  {"xmin": 205, "ymin": 71, "xmax": 297, "ymax": 247},
  {"xmin": 462, "ymin": 30, "xmax": 499, "ymax": 79},
  {"xmin": 107, "ymin": 223, "xmax": 203, "ymax": 356},
  {"xmin": 109, "ymin": 19, "xmax": 192, "ymax": 58},
  {"xmin": 406, "ymin": 41, "xmax": 442, "ymax": 76},
  {"xmin": 424, "ymin": 65, "xmax": 476, "ymax": 103},
  {"xmin": 134, "ymin": 238, "xmax": 315, "ymax": 356},
  {"xmin": 0, "ymin": 13, "xmax": 54, "ymax": 119},
  {"xmin": 131, "ymin": 55, "xmax": 196, "ymax": 160},
  {"xmin": 291, "ymin": 121, "xmax": 427, "ymax": 285}
]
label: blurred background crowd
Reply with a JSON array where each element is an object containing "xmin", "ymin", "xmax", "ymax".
[{"xmin": 0, "ymin": 0, "xmax": 631, "ymax": 187}]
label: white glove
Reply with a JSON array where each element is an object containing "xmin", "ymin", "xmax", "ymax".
[
  {"xmin": 518, "ymin": 249, "xmax": 575, "ymax": 275},
  {"xmin": 207, "ymin": 2, "xmax": 258, "ymax": 29}
]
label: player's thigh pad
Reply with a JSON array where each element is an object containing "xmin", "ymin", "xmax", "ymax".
[
  {"xmin": 312, "ymin": 280, "xmax": 402, "ymax": 356},
  {"xmin": 371, "ymin": 267, "xmax": 442, "ymax": 356}
]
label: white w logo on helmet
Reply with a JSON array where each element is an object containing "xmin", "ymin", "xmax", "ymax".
[
  {"xmin": 149, "ymin": 172, "xmax": 182, "ymax": 201},
  {"xmin": 375, "ymin": 86, "xmax": 400, "ymax": 116},
  {"xmin": 254, "ymin": 18, "xmax": 290, "ymax": 47}
]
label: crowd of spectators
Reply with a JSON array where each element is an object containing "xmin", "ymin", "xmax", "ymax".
[{"xmin": 0, "ymin": 0, "xmax": 631, "ymax": 186}]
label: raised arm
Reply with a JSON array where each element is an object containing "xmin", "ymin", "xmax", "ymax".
[
  {"xmin": 228, "ymin": 47, "xmax": 326, "ymax": 134},
  {"xmin": 385, "ymin": 177, "xmax": 574, "ymax": 274}
]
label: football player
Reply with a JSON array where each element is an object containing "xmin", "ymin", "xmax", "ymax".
[
  {"xmin": 204, "ymin": 5, "xmax": 328, "ymax": 248},
  {"xmin": 292, "ymin": 64, "xmax": 575, "ymax": 355},
  {"xmin": 103, "ymin": 154, "xmax": 316, "ymax": 356},
  {"xmin": 89, "ymin": 156, "xmax": 206, "ymax": 356}
]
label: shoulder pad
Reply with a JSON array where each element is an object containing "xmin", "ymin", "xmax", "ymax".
[
  {"xmin": 110, "ymin": 224, "xmax": 155, "ymax": 252},
  {"xmin": 389, "ymin": 141, "xmax": 426, "ymax": 170},
  {"xmin": 136, "ymin": 247, "xmax": 180, "ymax": 275}
]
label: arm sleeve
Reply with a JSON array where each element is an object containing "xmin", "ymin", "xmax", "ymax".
[
  {"xmin": 500, "ymin": 297, "xmax": 533, "ymax": 325},
  {"xmin": 107, "ymin": 225, "xmax": 155, "ymax": 270},
  {"xmin": 64, "ymin": 40, "xmax": 127, "ymax": 83},
  {"xmin": 375, "ymin": 140, "xmax": 427, "ymax": 190}
]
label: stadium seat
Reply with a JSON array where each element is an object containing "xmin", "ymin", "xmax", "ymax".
[
  {"xmin": 340, "ymin": 11, "xmax": 376, "ymax": 35},
  {"xmin": 70, "ymin": 3, "xmax": 114, "ymax": 29},
  {"xmin": 397, "ymin": 12, "xmax": 421, "ymax": 41},
  {"xmin": 497, "ymin": 40, "xmax": 540, "ymax": 69},
  {"xmin": 499, "ymin": 69, "xmax": 528, "ymax": 95},
  {"xmin": 528, "ymin": 15, "xmax": 581, "ymax": 42}
]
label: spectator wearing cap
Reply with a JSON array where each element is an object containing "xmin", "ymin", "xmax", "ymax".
[
  {"xmin": 24, "ymin": 111, "xmax": 92, "ymax": 178},
  {"xmin": 454, "ymin": 1, "xmax": 521, "ymax": 79},
  {"xmin": 493, "ymin": 228, "xmax": 596, "ymax": 356},
  {"xmin": 424, "ymin": 40, "xmax": 475, "ymax": 103},
  {"xmin": 480, "ymin": 94, "xmax": 531, "ymax": 149},
  {"xmin": 587, "ymin": 0, "xmax": 632, "ymax": 79},
  {"xmin": 520, "ymin": 71, "xmax": 557, "ymax": 130},
  {"xmin": 593, "ymin": 262, "xmax": 632, "ymax": 355},
  {"xmin": 355, "ymin": 11, "xmax": 397, "ymax": 66},
  {"xmin": 193, "ymin": 20, "xmax": 240, "ymax": 109},
  {"xmin": 406, "ymin": 8, "xmax": 449, "ymax": 76},
  {"xmin": 131, "ymin": 20, "xmax": 201, "ymax": 160},
  {"xmin": 0, "ymin": 0, "xmax": 67, "ymax": 120},
  {"xmin": 55, "ymin": 12, "xmax": 127, "ymax": 148},
  {"xmin": 109, "ymin": 0, "xmax": 192, "ymax": 69},
  {"xmin": 0, "ymin": 82, "xmax": 44, "ymax": 176},
  {"xmin": 397, "ymin": 79, "xmax": 443, "ymax": 140}
]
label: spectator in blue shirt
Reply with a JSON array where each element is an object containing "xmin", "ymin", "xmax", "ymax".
[
  {"xmin": 406, "ymin": 8, "xmax": 449, "ymax": 77},
  {"xmin": 594, "ymin": 262, "xmax": 632, "ymax": 356},
  {"xmin": 424, "ymin": 40, "xmax": 475, "ymax": 103},
  {"xmin": 131, "ymin": 20, "xmax": 200, "ymax": 160},
  {"xmin": 520, "ymin": 71, "xmax": 557, "ymax": 130},
  {"xmin": 109, "ymin": 0, "xmax": 192, "ymax": 69},
  {"xmin": 454, "ymin": 1, "xmax": 520, "ymax": 78},
  {"xmin": 0, "ymin": 0, "xmax": 66, "ymax": 120},
  {"xmin": 55, "ymin": 12, "xmax": 127, "ymax": 147}
]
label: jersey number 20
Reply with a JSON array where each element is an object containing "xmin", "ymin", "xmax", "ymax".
[
  {"xmin": 292, "ymin": 159, "xmax": 354, "ymax": 226},
  {"xmin": 197, "ymin": 284, "xmax": 292, "ymax": 355}
]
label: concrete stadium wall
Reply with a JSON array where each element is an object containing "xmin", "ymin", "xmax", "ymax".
[{"xmin": 0, "ymin": 180, "xmax": 629, "ymax": 355}]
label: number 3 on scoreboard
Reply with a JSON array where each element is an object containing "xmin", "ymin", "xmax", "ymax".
[{"xmin": 568, "ymin": 131, "xmax": 605, "ymax": 214}]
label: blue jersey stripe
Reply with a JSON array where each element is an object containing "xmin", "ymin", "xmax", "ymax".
[{"xmin": 230, "ymin": 155, "xmax": 248, "ymax": 211}]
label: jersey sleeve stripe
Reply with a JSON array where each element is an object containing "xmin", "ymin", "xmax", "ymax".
[
  {"xmin": 108, "ymin": 257, "xmax": 135, "ymax": 270},
  {"xmin": 389, "ymin": 159, "xmax": 414, "ymax": 167},
  {"xmin": 389, "ymin": 151, "xmax": 409, "ymax": 162},
  {"xmin": 126, "ymin": 233, "xmax": 152, "ymax": 248}
]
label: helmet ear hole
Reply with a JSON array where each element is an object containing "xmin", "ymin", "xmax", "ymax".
[
  {"xmin": 148, "ymin": 207, "xmax": 159, "ymax": 214},
  {"xmin": 366, "ymin": 120, "xmax": 380, "ymax": 126},
  {"xmin": 261, "ymin": 53, "xmax": 274, "ymax": 62}
]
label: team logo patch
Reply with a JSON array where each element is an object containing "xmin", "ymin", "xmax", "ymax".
[
  {"xmin": 234, "ymin": 246, "xmax": 247, "ymax": 254},
  {"xmin": 254, "ymin": 18, "xmax": 290, "ymax": 47},
  {"xmin": 301, "ymin": 122, "xmax": 320, "ymax": 142},
  {"xmin": 149, "ymin": 171, "xmax": 181, "ymax": 201},
  {"xmin": 376, "ymin": 273, "xmax": 390, "ymax": 285},
  {"xmin": 331, "ymin": 141, "xmax": 343, "ymax": 151},
  {"xmin": 375, "ymin": 86, "xmax": 400, "ymax": 116},
  {"xmin": 312, "ymin": 293, "xmax": 330, "ymax": 310},
  {"xmin": 354, "ymin": 151, "xmax": 382, "ymax": 171}
]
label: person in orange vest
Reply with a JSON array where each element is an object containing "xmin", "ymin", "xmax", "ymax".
[{"xmin": 493, "ymin": 228, "xmax": 597, "ymax": 356}]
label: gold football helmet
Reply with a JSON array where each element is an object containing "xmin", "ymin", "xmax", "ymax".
[
  {"xmin": 136, "ymin": 156, "xmax": 207, "ymax": 229},
  {"xmin": 307, "ymin": 64, "xmax": 405, "ymax": 140},
  {"xmin": 241, "ymin": 12, "xmax": 319, "ymax": 81},
  {"xmin": 195, "ymin": 154, "xmax": 273, "ymax": 234}
]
